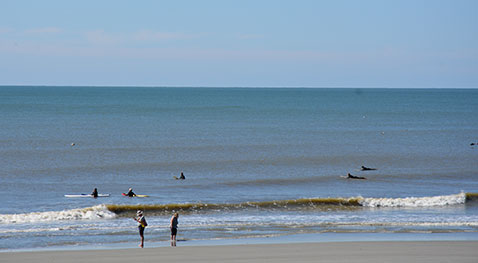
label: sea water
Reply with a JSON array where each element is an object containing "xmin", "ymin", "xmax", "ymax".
[{"xmin": 0, "ymin": 86, "xmax": 477, "ymax": 251}]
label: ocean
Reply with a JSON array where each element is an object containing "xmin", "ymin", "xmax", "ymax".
[{"xmin": 1, "ymin": 86, "xmax": 477, "ymax": 251}]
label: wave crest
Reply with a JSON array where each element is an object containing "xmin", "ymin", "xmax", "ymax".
[
  {"xmin": 359, "ymin": 193, "xmax": 466, "ymax": 207},
  {"xmin": 0, "ymin": 205, "xmax": 116, "ymax": 224}
]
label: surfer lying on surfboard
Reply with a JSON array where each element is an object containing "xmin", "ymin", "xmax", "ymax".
[
  {"xmin": 347, "ymin": 173, "xmax": 366, "ymax": 180},
  {"xmin": 361, "ymin": 166, "xmax": 377, "ymax": 171}
]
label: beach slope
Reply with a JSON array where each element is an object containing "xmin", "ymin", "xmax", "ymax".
[{"xmin": 2, "ymin": 241, "xmax": 478, "ymax": 263}]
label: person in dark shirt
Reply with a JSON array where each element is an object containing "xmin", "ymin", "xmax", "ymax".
[
  {"xmin": 126, "ymin": 188, "xmax": 136, "ymax": 197},
  {"xmin": 170, "ymin": 212, "xmax": 179, "ymax": 246}
]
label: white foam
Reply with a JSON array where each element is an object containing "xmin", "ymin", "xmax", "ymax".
[
  {"xmin": 359, "ymin": 193, "xmax": 466, "ymax": 207},
  {"xmin": 0, "ymin": 205, "xmax": 116, "ymax": 224}
]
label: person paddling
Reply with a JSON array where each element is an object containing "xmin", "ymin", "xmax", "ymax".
[
  {"xmin": 361, "ymin": 166, "xmax": 376, "ymax": 171},
  {"xmin": 347, "ymin": 173, "xmax": 366, "ymax": 180}
]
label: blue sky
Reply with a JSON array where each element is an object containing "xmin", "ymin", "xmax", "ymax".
[{"xmin": 0, "ymin": 0, "xmax": 477, "ymax": 87}]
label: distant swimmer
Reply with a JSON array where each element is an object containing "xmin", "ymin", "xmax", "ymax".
[
  {"xmin": 347, "ymin": 173, "xmax": 366, "ymax": 180},
  {"xmin": 361, "ymin": 166, "xmax": 377, "ymax": 171},
  {"xmin": 71, "ymin": 143, "xmax": 76, "ymax": 147}
]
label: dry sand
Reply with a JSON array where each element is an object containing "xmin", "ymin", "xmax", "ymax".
[{"xmin": 2, "ymin": 241, "xmax": 478, "ymax": 263}]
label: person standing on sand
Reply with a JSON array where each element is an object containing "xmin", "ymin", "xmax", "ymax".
[
  {"xmin": 170, "ymin": 212, "xmax": 179, "ymax": 246},
  {"xmin": 134, "ymin": 210, "xmax": 147, "ymax": 248}
]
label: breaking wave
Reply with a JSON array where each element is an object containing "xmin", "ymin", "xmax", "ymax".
[
  {"xmin": 360, "ymin": 193, "xmax": 467, "ymax": 207},
  {"xmin": 1, "ymin": 193, "xmax": 476, "ymax": 224},
  {"xmin": 0, "ymin": 205, "xmax": 116, "ymax": 224},
  {"xmin": 106, "ymin": 192, "xmax": 476, "ymax": 215}
]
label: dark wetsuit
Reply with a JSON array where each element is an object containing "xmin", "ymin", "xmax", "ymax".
[
  {"xmin": 171, "ymin": 216, "xmax": 178, "ymax": 236},
  {"xmin": 348, "ymin": 173, "xmax": 366, "ymax": 179},
  {"xmin": 361, "ymin": 166, "xmax": 376, "ymax": 171}
]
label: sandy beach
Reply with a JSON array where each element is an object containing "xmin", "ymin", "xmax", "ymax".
[{"xmin": 2, "ymin": 241, "xmax": 477, "ymax": 263}]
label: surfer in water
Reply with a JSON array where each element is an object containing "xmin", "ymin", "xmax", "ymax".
[
  {"xmin": 134, "ymin": 210, "xmax": 147, "ymax": 248},
  {"xmin": 174, "ymin": 172, "xmax": 186, "ymax": 180},
  {"xmin": 126, "ymin": 188, "xmax": 136, "ymax": 197},
  {"xmin": 361, "ymin": 166, "xmax": 376, "ymax": 171},
  {"xmin": 91, "ymin": 188, "xmax": 98, "ymax": 198},
  {"xmin": 170, "ymin": 212, "xmax": 179, "ymax": 246},
  {"xmin": 347, "ymin": 173, "xmax": 366, "ymax": 180}
]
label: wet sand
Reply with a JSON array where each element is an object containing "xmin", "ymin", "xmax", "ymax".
[{"xmin": 2, "ymin": 241, "xmax": 478, "ymax": 263}]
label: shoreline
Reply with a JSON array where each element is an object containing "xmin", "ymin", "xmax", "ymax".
[
  {"xmin": 3, "ymin": 231, "xmax": 478, "ymax": 253},
  {"xmin": 2, "ymin": 241, "xmax": 478, "ymax": 263}
]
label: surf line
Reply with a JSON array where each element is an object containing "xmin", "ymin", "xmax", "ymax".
[{"xmin": 105, "ymin": 192, "xmax": 475, "ymax": 214}]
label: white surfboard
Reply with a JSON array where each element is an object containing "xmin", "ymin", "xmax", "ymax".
[{"xmin": 64, "ymin": 194, "xmax": 110, "ymax": 198}]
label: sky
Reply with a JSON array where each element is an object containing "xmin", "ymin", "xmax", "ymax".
[{"xmin": 0, "ymin": 0, "xmax": 477, "ymax": 88}]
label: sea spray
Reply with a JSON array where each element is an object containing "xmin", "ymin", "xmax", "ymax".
[
  {"xmin": 0, "ymin": 205, "xmax": 116, "ymax": 224},
  {"xmin": 359, "ymin": 193, "xmax": 466, "ymax": 207}
]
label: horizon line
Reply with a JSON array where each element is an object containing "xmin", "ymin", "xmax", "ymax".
[{"xmin": 1, "ymin": 85, "xmax": 477, "ymax": 89}]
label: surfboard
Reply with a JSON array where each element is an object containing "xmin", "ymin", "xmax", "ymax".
[
  {"xmin": 64, "ymin": 194, "xmax": 110, "ymax": 198},
  {"xmin": 122, "ymin": 193, "xmax": 149, "ymax": 197}
]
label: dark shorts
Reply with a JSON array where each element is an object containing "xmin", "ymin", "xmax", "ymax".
[
  {"xmin": 171, "ymin": 227, "xmax": 177, "ymax": 236},
  {"xmin": 138, "ymin": 226, "xmax": 145, "ymax": 236}
]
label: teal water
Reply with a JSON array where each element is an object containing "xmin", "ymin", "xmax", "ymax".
[{"xmin": 1, "ymin": 86, "xmax": 478, "ymax": 250}]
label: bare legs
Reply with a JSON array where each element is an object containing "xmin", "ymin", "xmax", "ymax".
[
  {"xmin": 139, "ymin": 227, "xmax": 144, "ymax": 248},
  {"xmin": 171, "ymin": 227, "xmax": 177, "ymax": 247},
  {"xmin": 171, "ymin": 234, "xmax": 176, "ymax": 246}
]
